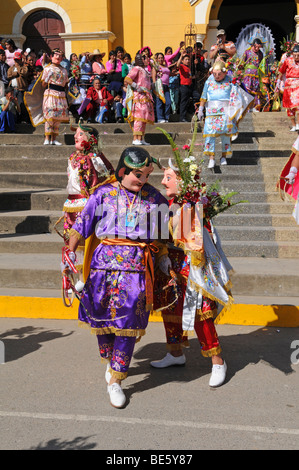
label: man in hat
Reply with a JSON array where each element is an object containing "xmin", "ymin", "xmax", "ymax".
[
  {"xmin": 276, "ymin": 44, "xmax": 299, "ymax": 131},
  {"xmin": 90, "ymin": 48, "xmax": 107, "ymax": 78},
  {"xmin": 197, "ymin": 60, "xmax": 253, "ymax": 168},
  {"xmin": 209, "ymin": 29, "xmax": 236, "ymax": 63},
  {"xmin": 65, "ymin": 146, "xmax": 168, "ymax": 408}
]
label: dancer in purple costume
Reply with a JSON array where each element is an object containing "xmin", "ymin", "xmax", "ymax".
[{"xmin": 66, "ymin": 147, "xmax": 170, "ymax": 407}]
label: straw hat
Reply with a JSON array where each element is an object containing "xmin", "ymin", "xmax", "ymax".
[{"xmin": 89, "ymin": 48, "xmax": 105, "ymax": 59}]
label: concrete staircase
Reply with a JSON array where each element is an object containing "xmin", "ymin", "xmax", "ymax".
[{"xmin": 0, "ymin": 111, "xmax": 298, "ymax": 307}]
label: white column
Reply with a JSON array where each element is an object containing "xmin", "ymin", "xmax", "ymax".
[
  {"xmin": 295, "ymin": 15, "xmax": 299, "ymax": 42},
  {"xmin": 205, "ymin": 19, "xmax": 220, "ymax": 54}
]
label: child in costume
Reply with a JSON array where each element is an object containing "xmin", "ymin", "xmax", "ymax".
[
  {"xmin": 61, "ymin": 124, "xmax": 114, "ymax": 291},
  {"xmin": 152, "ymin": 140, "xmax": 234, "ymax": 387},
  {"xmin": 277, "ymin": 135, "xmax": 299, "ymax": 224},
  {"xmin": 65, "ymin": 147, "xmax": 169, "ymax": 408},
  {"xmin": 124, "ymin": 53, "xmax": 155, "ymax": 146},
  {"xmin": 41, "ymin": 49, "xmax": 69, "ymax": 145}
]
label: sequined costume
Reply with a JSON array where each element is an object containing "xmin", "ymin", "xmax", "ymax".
[
  {"xmin": 201, "ymin": 74, "xmax": 238, "ymax": 158},
  {"xmin": 70, "ymin": 182, "xmax": 168, "ymax": 379}
]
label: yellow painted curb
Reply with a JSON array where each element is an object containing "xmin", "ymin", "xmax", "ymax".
[{"xmin": 0, "ymin": 296, "xmax": 299, "ymax": 327}]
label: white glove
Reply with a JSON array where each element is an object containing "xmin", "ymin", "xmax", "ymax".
[
  {"xmin": 197, "ymin": 105, "xmax": 204, "ymax": 120},
  {"xmin": 159, "ymin": 255, "xmax": 172, "ymax": 275},
  {"xmin": 286, "ymin": 167, "xmax": 298, "ymax": 184}
]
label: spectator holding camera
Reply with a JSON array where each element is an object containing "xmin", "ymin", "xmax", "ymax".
[{"xmin": 209, "ymin": 29, "xmax": 236, "ymax": 63}]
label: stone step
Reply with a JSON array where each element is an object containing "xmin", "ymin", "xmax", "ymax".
[
  {"xmin": 0, "ymin": 210, "xmax": 62, "ymax": 234},
  {"xmin": 0, "ymin": 132, "xmax": 202, "ymax": 147},
  {"xmin": 0, "ymin": 189, "xmax": 67, "ymax": 211},
  {"xmin": 1, "ymin": 189, "xmax": 286, "ymax": 211},
  {"xmin": 1, "ymin": 128, "xmax": 294, "ymax": 147},
  {"xmin": 0, "ymin": 142, "xmax": 261, "ymax": 158},
  {"xmin": 0, "ymin": 233, "xmax": 63, "ymax": 253},
  {"xmin": 1, "ymin": 231, "xmax": 298, "ymax": 258},
  {"xmin": 218, "ymin": 225, "xmax": 299, "ymax": 241},
  {"xmin": 1, "ymin": 209, "xmax": 296, "ymax": 235},
  {"xmin": 0, "ymin": 253, "xmax": 297, "ymax": 297},
  {"xmin": 219, "ymin": 240, "xmax": 299, "ymax": 258},
  {"xmin": 0, "ymin": 172, "xmax": 269, "ymax": 191},
  {"xmin": 0, "ymin": 156, "xmax": 267, "ymax": 176},
  {"xmin": 4, "ymin": 121, "xmax": 198, "ymax": 135},
  {"xmin": 213, "ymin": 213, "xmax": 297, "ymax": 227}
]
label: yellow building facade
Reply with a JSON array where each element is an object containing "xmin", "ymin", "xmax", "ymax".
[{"xmin": 1, "ymin": 0, "xmax": 299, "ymax": 59}]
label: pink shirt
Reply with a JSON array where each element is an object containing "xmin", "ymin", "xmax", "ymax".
[
  {"xmin": 164, "ymin": 46, "xmax": 181, "ymax": 67},
  {"xmin": 105, "ymin": 59, "xmax": 122, "ymax": 73},
  {"xmin": 5, "ymin": 48, "xmax": 22, "ymax": 67},
  {"xmin": 92, "ymin": 61, "xmax": 106, "ymax": 75},
  {"xmin": 157, "ymin": 66, "xmax": 171, "ymax": 86}
]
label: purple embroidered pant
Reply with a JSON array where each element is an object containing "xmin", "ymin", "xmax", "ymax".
[{"xmin": 97, "ymin": 334, "xmax": 136, "ymax": 381}]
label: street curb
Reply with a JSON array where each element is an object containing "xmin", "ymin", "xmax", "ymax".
[{"xmin": 0, "ymin": 296, "xmax": 298, "ymax": 327}]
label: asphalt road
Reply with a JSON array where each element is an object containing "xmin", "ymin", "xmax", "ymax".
[{"xmin": 0, "ymin": 318, "xmax": 298, "ymax": 451}]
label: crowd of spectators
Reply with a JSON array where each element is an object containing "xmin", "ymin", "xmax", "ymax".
[{"xmin": 0, "ymin": 37, "xmax": 210, "ymax": 131}]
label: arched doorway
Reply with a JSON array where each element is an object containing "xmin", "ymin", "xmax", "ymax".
[{"xmin": 22, "ymin": 10, "xmax": 65, "ymax": 55}]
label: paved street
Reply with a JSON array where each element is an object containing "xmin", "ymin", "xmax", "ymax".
[{"xmin": 0, "ymin": 317, "xmax": 298, "ymax": 451}]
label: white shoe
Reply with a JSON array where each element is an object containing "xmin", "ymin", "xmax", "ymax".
[
  {"xmin": 220, "ymin": 157, "xmax": 227, "ymax": 166},
  {"xmin": 231, "ymin": 134, "xmax": 238, "ymax": 142},
  {"xmin": 158, "ymin": 119, "xmax": 166, "ymax": 123},
  {"xmin": 150, "ymin": 353, "xmax": 186, "ymax": 368},
  {"xmin": 43, "ymin": 139, "xmax": 50, "ymax": 145},
  {"xmin": 209, "ymin": 361, "xmax": 227, "ymax": 387},
  {"xmin": 208, "ymin": 159, "xmax": 215, "ymax": 169},
  {"xmin": 107, "ymin": 383, "xmax": 126, "ymax": 408},
  {"xmin": 75, "ymin": 280, "xmax": 85, "ymax": 292},
  {"xmin": 105, "ymin": 363, "xmax": 112, "ymax": 384},
  {"xmin": 51, "ymin": 140, "xmax": 62, "ymax": 145},
  {"xmin": 296, "ymin": 124, "xmax": 299, "ymax": 131},
  {"xmin": 132, "ymin": 139, "xmax": 142, "ymax": 145},
  {"xmin": 141, "ymin": 140, "xmax": 151, "ymax": 145},
  {"xmin": 252, "ymin": 108, "xmax": 259, "ymax": 113},
  {"xmin": 290, "ymin": 126, "xmax": 297, "ymax": 132}
]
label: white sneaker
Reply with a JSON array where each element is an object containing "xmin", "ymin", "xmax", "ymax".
[
  {"xmin": 43, "ymin": 139, "xmax": 50, "ymax": 145},
  {"xmin": 290, "ymin": 126, "xmax": 297, "ymax": 132},
  {"xmin": 51, "ymin": 140, "xmax": 62, "ymax": 145},
  {"xmin": 220, "ymin": 157, "xmax": 227, "ymax": 165},
  {"xmin": 141, "ymin": 140, "xmax": 151, "ymax": 145},
  {"xmin": 252, "ymin": 108, "xmax": 259, "ymax": 113},
  {"xmin": 158, "ymin": 119, "xmax": 166, "ymax": 123},
  {"xmin": 209, "ymin": 361, "xmax": 227, "ymax": 387},
  {"xmin": 296, "ymin": 124, "xmax": 299, "ymax": 131},
  {"xmin": 107, "ymin": 383, "xmax": 126, "ymax": 408},
  {"xmin": 231, "ymin": 134, "xmax": 238, "ymax": 142},
  {"xmin": 132, "ymin": 139, "xmax": 142, "ymax": 145},
  {"xmin": 150, "ymin": 353, "xmax": 186, "ymax": 368},
  {"xmin": 105, "ymin": 363, "xmax": 112, "ymax": 384},
  {"xmin": 208, "ymin": 159, "xmax": 215, "ymax": 169}
]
